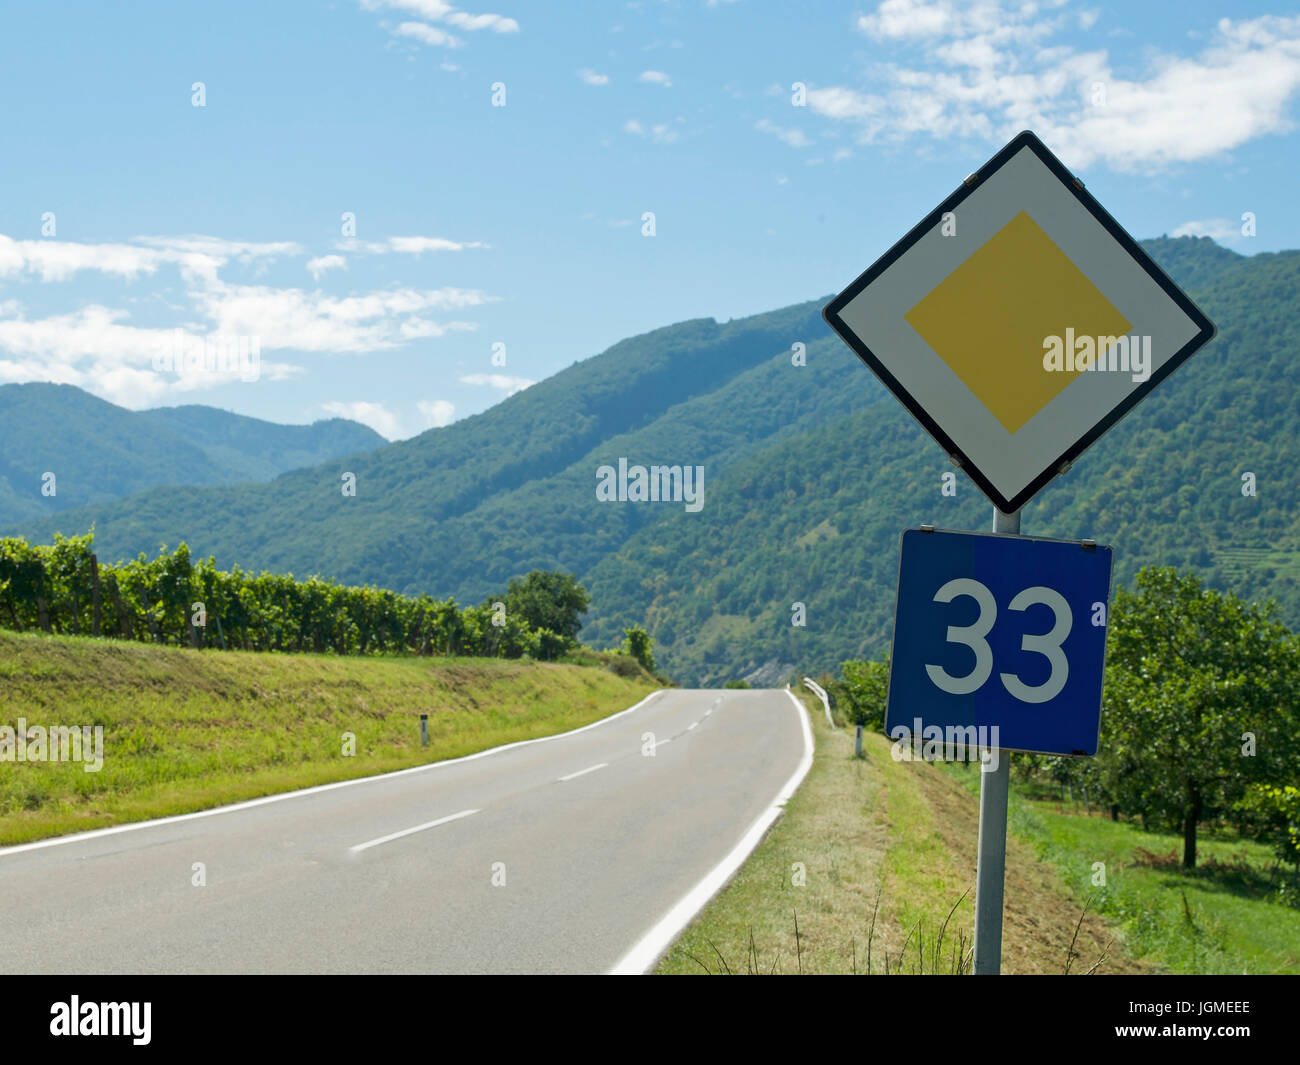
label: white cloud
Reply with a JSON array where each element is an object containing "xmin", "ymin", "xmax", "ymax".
[
  {"xmin": 322, "ymin": 400, "xmax": 403, "ymax": 440},
  {"xmin": 132, "ymin": 235, "xmax": 302, "ymax": 260},
  {"xmin": 417, "ymin": 398, "xmax": 457, "ymax": 427},
  {"xmin": 857, "ymin": 0, "xmax": 971, "ymax": 41},
  {"xmin": 394, "ymin": 21, "xmax": 463, "ymax": 47},
  {"xmin": 0, "ymin": 228, "xmax": 494, "ymax": 409},
  {"xmin": 458, "ymin": 372, "xmax": 534, "ymax": 395},
  {"xmin": 0, "ymin": 305, "xmax": 183, "ymax": 367},
  {"xmin": 805, "ymin": 86, "xmax": 879, "ymax": 121},
  {"xmin": 0, "ymin": 234, "xmax": 298, "ymax": 285},
  {"xmin": 364, "ymin": 1, "xmax": 519, "ymax": 46},
  {"xmin": 578, "ymin": 68, "xmax": 609, "ymax": 86},
  {"xmin": 192, "ymin": 283, "xmax": 489, "ymax": 353},
  {"xmin": 0, "ymin": 304, "xmax": 302, "ymax": 407},
  {"xmin": 638, "ymin": 70, "xmax": 672, "ymax": 87},
  {"xmin": 307, "ymin": 254, "xmax": 347, "ymax": 280},
  {"xmin": 624, "ymin": 119, "xmax": 678, "ymax": 143},
  {"xmin": 814, "ymin": 7, "xmax": 1300, "ymax": 172},
  {"xmin": 1171, "ymin": 218, "xmax": 1243, "ymax": 243},
  {"xmin": 387, "ymin": 235, "xmax": 486, "ymax": 254},
  {"xmin": 755, "ymin": 118, "xmax": 810, "ymax": 148},
  {"xmin": 445, "ymin": 10, "xmax": 517, "ymax": 32},
  {"xmin": 335, "ymin": 235, "xmax": 486, "ymax": 255}
]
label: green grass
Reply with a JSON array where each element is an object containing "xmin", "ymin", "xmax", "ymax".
[
  {"xmin": 657, "ymin": 693, "xmax": 895, "ymax": 974},
  {"xmin": 656, "ymin": 694, "xmax": 1132, "ymax": 974},
  {"xmin": 1008, "ymin": 796, "xmax": 1300, "ymax": 974},
  {"xmin": 0, "ymin": 629, "xmax": 656, "ymax": 846},
  {"xmin": 940, "ymin": 763, "xmax": 1300, "ymax": 973}
]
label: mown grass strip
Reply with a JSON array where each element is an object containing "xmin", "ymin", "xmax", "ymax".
[{"xmin": 658, "ymin": 695, "xmax": 1142, "ymax": 975}]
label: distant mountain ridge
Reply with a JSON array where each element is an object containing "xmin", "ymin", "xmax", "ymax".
[
  {"xmin": 0, "ymin": 383, "xmax": 384, "ymax": 525},
  {"xmin": 10, "ymin": 235, "xmax": 1298, "ymax": 685}
]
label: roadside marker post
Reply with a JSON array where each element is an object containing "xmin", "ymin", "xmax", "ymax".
[
  {"xmin": 419, "ymin": 713, "xmax": 429, "ymax": 747},
  {"xmin": 822, "ymin": 130, "xmax": 1216, "ymax": 973}
]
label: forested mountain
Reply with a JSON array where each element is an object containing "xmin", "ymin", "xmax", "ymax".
[
  {"xmin": 0, "ymin": 383, "xmax": 384, "ymax": 524},
  {"xmin": 10, "ymin": 236, "xmax": 1298, "ymax": 684}
]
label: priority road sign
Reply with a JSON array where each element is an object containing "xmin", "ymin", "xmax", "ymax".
[
  {"xmin": 823, "ymin": 130, "xmax": 1215, "ymax": 514},
  {"xmin": 887, "ymin": 527, "xmax": 1113, "ymax": 757}
]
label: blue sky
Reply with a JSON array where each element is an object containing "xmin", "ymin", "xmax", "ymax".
[{"xmin": 1, "ymin": 0, "xmax": 1297, "ymax": 439}]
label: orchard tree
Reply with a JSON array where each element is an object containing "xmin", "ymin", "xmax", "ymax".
[
  {"xmin": 1102, "ymin": 567, "xmax": 1300, "ymax": 868},
  {"xmin": 505, "ymin": 570, "xmax": 590, "ymax": 641}
]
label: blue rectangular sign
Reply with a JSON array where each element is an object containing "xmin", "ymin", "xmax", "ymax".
[{"xmin": 887, "ymin": 527, "xmax": 1113, "ymax": 757}]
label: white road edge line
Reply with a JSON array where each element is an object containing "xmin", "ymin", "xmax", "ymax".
[
  {"xmin": 0, "ymin": 690, "xmax": 665, "ymax": 859},
  {"xmin": 557, "ymin": 762, "xmax": 608, "ymax": 783},
  {"xmin": 608, "ymin": 688, "xmax": 816, "ymax": 975},
  {"xmin": 349, "ymin": 808, "xmax": 480, "ymax": 854}
]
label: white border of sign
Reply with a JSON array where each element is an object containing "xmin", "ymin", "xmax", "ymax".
[{"xmin": 823, "ymin": 131, "xmax": 1216, "ymax": 513}]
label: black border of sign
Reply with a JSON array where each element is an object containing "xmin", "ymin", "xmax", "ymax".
[{"xmin": 822, "ymin": 129, "xmax": 1217, "ymax": 515}]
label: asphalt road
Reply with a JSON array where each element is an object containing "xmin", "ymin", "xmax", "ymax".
[{"xmin": 0, "ymin": 687, "xmax": 811, "ymax": 974}]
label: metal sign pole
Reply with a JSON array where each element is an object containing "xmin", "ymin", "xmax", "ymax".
[{"xmin": 973, "ymin": 505, "xmax": 1019, "ymax": 974}]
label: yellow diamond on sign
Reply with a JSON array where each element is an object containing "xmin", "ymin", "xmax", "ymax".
[{"xmin": 904, "ymin": 210, "xmax": 1132, "ymax": 434}]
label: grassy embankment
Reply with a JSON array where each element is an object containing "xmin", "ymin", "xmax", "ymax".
[
  {"xmin": 658, "ymin": 691, "xmax": 1142, "ymax": 974},
  {"xmin": 0, "ymin": 629, "xmax": 655, "ymax": 846},
  {"xmin": 659, "ymin": 692, "xmax": 1300, "ymax": 974}
]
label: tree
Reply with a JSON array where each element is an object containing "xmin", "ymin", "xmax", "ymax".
[
  {"xmin": 1102, "ymin": 567, "xmax": 1300, "ymax": 868},
  {"xmin": 504, "ymin": 570, "xmax": 590, "ymax": 641},
  {"xmin": 623, "ymin": 625, "xmax": 655, "ymax": 673},
  {"xmin": 834, "ymin": 655, "xmax": 890, "ymax": 731},
  {"xmin": 1236, "ymin": 784, "xmax": 1300, "ymax": 889}
]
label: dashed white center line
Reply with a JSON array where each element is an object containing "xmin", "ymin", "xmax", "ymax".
[
  {"xmin": 687, "ymin": 722, "xmax": 699, "ymax": 731},
  {"xmin": 558, "ymin": 762, "xmax": 609, "ymax": 783},
  {"xmin": 349, "ymin": 808, "xmax": 480, "ymax": 854}
]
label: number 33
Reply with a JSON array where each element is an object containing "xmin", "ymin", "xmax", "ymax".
[{"xmin": 924, "ymin": 578, "xmax": 1071, "ymax": 703}]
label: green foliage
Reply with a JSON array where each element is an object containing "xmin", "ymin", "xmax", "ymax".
[
  {"xmin": 1236, "ymin": 784, "xmax": 1300, "ymax": 875},
  {"xmin": 722, "ymin": 679, "xmax": 750, "ymax": 689},
  {"xmin": 832, "ymin": 656, "xmax": 890, "ymax": 729},
  {"xmin": 844, "ymin": 567, "xmax": 1300, "ymax": 872},
  {"xmin": 606, "ymin": 654, "xmax": 645, "ymax": 680},
  {"xmin": 504, "ymin": 570, "xmax": 590, "ymax": 641},
  {"xmin": 1015, "ymin": 567, "xmax": 1300, "ymax": 870},
  {"xmin": 622, "ymin": 624, "xmax": 655, "ymax": 673},
  {"xmin": 0, "ymin": 533, "xmax": 593, "ymax": 664},
  {"xmin": 532, "ymin": 628, "xmax": 570, "ymax": 662},
  {"xmin": 11, "ymin": 239, "xmax": 1300, "ymax": 686},
  {"xmin": 0, "ymin": 382, "xmax": 382, "ymax": 524},
  {"xmin": 1098, "ymin": 568, "xmax": 1300, "ymax": 868}
]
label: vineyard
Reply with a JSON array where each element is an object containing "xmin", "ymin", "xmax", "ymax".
[{"xmin": 0, "ymin": 532, "xmax": 570, "ymax": 660}]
